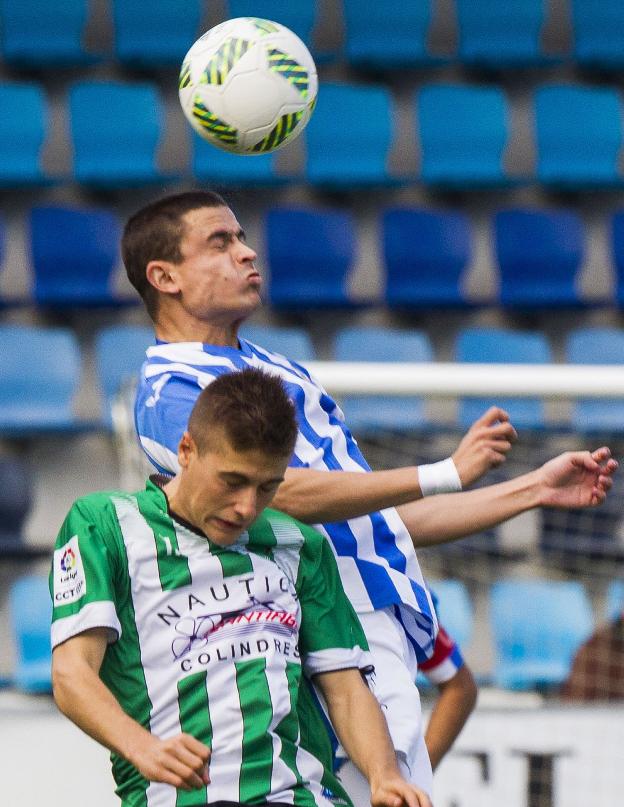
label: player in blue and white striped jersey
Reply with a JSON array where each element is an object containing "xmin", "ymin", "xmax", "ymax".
[{"xmin": 123, "ymin": 191, "xmax": 617, "ymax": 800}]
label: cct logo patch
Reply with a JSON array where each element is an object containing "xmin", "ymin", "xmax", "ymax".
[{"xmin": 53, "ymin": 535, "xmax": 87, "ymax": 605}]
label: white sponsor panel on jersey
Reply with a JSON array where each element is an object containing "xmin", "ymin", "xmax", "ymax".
[{"xmin": 53, "ymin": 534, "xmax": 86, "ymax": 604}]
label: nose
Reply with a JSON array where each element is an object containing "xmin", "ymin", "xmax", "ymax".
[
  {"xmin": 234, "ymin": 487, "xmax": 258, "ymax": 522},
  {"xmin": 236, "ymin": 238, "xmax": 257, "ymax": 264}
]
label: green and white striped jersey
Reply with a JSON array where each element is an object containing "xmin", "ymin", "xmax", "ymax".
[{"xmin": 50, "ymin": 479, "xmax": 368, "ymax": 807}]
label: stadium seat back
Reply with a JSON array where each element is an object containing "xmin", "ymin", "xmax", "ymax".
[
  {"xmin": 566, "ymin": 328, "xmax": 624, "ymax": 432},
  {"xmin": 490, "ymin": 579, "xmax": 594, "ymax": 690},
  {"xmin": 0, "ymin": 82, "xmax": 50, "ymax": 186},
  {"xmin": 534, "ymin": 85, "xmax": 624, "ymax": 188},
  {"xmin": 239, "ymin": 325, "xmax": 316, "ymax": 362},
  {"xmin": 417, "ymin": 84, "xmax": 512, "ymax": 187},
  {"xmin": 429, "ymin": 579, "xmax": 474, "ymax": 650},
  {"xmin": 571, "ymin": 0, "xmax": 624, "ymax": 68},
  {"xmin": 69, "ymin": 81, "xmax": 167, "ymax": 186},
  {"xmin": 226, "ymin": 0, "xmax": 317, "ymax": 47},
  {"xmin": 383, "ymin": 207, "xmax": 472, "ymax": 308},
  {"xmin": 192, "ymin": 134, "xmax": 285, "ymax": 186},
  {"xmin": 9, "ymin": 575, "xmax": 52, "ymax": 693},
  {"xmin": 0, "ymin": 325, "xmax": 81, "ymax": 432},
  {"xmin": 0, "ymin": 0, "xmax": 95, "ymax": 66},
  {"xmin": 112, "ymin": 0, "xmax": 202, "ymax": 66},
  {"xmin": 266, "ymin": 207, "xmax": 356, "ymax": 308},
  {"xmin": 610, "ymin": 211, "xmax": 624, "ymax": 308},
  {"xmin": 304, "ymin": 82, "xmax": 395, "ymax": 188},
  {"xmin": 455, "ymin": 327, "xmax": 551, "ymax": 429},
  {"xmin": 456, "ymin": 0, "xmax": 550, "ymax": 66},
  {"xmin": 0, "ymin": 457, "xmax": 32, "ymax": 548},
  {"xmin": 334, "ymin": 326, "xmax": 431, "ymax": 431},
  {"xmin": 606, "ymin": 580, "xmax": 624, "ymax": 621},
  {"xmin": 30, "ymin": 205, "xmax": 122, "ymax": 307},
  {"xmin": 495, "ymin": 208, "xmax": 585, "ymax": 309},
  {"xmin": 342, "ymin": 0, "xmax": 439, "ymax": 67},
  {"xmin": 95, "ymin": 325, "xmax": 154, "ymax": 426}
]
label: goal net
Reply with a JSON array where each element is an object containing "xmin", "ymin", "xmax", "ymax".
[{"xmin": 112, "ymin": 362, "xmax": 624, "ymax": 807}]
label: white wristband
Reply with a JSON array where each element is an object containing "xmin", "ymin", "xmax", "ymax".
[{"xmin": 418, "ymin": 457, "xmax": 462, "ymax": 496}]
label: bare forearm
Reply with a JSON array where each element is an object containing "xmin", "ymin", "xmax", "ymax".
[
  {"xmin": 53, "ymin": 655, "xmax": 151, "ymax": 763},
  {"xmin": 272, "ymin": 466, "xmax": 422, "ymax": 523},
  {"xmin": 319, "ymin": 671, "xmax": 400, "ymax": 786},
  {"xmin": 398, "ymin": 469, "xmax": 542, "ymax": 546},
  {"xmin": 425, "ymin": 667, "xmax": 478, "ymax": 770}
]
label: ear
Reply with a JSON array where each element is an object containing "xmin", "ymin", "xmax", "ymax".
[
  {"xmin": 146, "ymin": 260, "xmax": 181, "ymax": 296},
  {"xmin": 177, "ymin": 431, "xmax": 196, "ymax": 468}
]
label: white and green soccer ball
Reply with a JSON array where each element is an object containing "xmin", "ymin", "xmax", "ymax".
[{"xmin": 179, "ymin": 17, "xmax": 318, "ymax": 154}]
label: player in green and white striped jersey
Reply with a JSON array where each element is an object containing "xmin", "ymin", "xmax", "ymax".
[{"xmin": 51, "ymin": 369, "xmax": 431, "ymax": 807}]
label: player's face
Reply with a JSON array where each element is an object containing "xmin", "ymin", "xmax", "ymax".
[
  {"xmin": 174, "ymin": 206, "xmax": 262, "ymax": 322},
  {"xmin": 177, "ymin": 428, "xmax": 288, "ymax": 546}
]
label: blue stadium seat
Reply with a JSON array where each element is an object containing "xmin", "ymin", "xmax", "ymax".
[
  {"xmin": 0, "ymin": 325, "xmax": 93, "ymax": 437},
  {"xmin": 383, "ymin": 207, "xmax": 473, "ymax": 310},
  {"xmin": 0, "ymin": 82, "xmax": 54, "ymax": 187},
  {"xmin": 9, "ymin": 575, "xmax": 52, "ymax": 694},
  {"xmin": 416, "ymin": 84, "xmax": 520, "ymax": 188},
  {"xmin": 29, "ymin": 206, "xmax": 135, "ymax": 309},
  {"xmin": 610, "ymin": 211, "xmax": 624, "ymax": 309},
  {"xmin": 226, "ymin": 1, "xmax": 317, "ymax": 50},
  {"xmin": 95, "ymin": 325, "xmax": 154, "ymax": 427},
  {"xmin": 112, "ymin": 0, "xmax": 202, "ymax": 67},
  {"xmin": 570, "ymin": 1, "xmax": 624, "ymax": 70},
  {"xmin": 456, "ymin": 0, "xmax": 559, "ymax": 67},
  {"xmin": 69, "ymin": 81, "xmax": 177, "ymax": 188},
  {"xmin": 495, "ymin": 208, "xmax": 587, "ymax": 309},
  {"xmin": 0, "ymin": 457, "xmax": 31, "ymax": 552},
  {"xmin": 0, "ymin": 0, "xmax": 99, "ymax": 67},
  {"xmin": 490, "ymin": 579, "xmax": 594, "ymax": 690},
  {"xmin": 239, "ymin": 325, "xmax": 316, "ymax": 362},
  {"xmin": 455, "ymin": 328, "xmax": 551, "ymax": 430},
  {"xmin": 304, "ymin": 82, "xmax": 399, "ymax": 189},
  {"xmin": 342, "ymin": 0, "xmax": 446, "ymax": 68},
  {"xmin": 429, "ymin": 579, "xmax": 474, "ymax": 651},
  {"xmin": 534, "ymin": 85, "xmax": 624, "ymax": 189},
  {"xmin": 334, "ymin": 327, "xmax": 432, "ymax": 432},
  {"xmin": 266, "ymin": 207, "xmax": 361, "ymax": 309},
  {"xmin": 606, "ymin": 580, "xmax": 624, "ymax": 621},
  {"xmin": 566, "ymin": 328, "xmax": 624, "ymax": 433},
  {"xmin": 191, "ymin": 133, "xmax": 289, "ymax": 186}
]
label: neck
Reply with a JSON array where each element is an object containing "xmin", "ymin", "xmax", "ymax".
[
  {"xmin": 161, "ymin": 475, "xmax": 196, "ymax": 528},
  {"xmin": 155, "ymin": 309, "xmax": 243, "ymax": 347}
]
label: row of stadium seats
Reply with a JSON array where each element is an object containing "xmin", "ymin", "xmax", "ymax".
[
  {"xmin": 2, "ymin": 322, "xmax": 624, "ymax": 437},
  {"xmin": 8, "ymin": 79, "xmax": 624, "ymax": 190},
  {"xmin": 5, "ymin": 204, "xmax": 624, "ymax": 312},
  {"xmin": 6, "ymin": 572, "xmax": 623, "ymax": 695},
  {"xmin": 5, "ymin": 0, "xmax": 624, "ymax": 72}
]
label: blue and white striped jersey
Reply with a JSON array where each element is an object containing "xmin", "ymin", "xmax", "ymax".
[{"xmin": 135, "ymin": 339, "xmax": 437, "ymax": 660}]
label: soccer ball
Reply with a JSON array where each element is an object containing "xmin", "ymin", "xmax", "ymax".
[{"xmin": 179, "ymin": 17, "xmax": 318, "ymax": 155}]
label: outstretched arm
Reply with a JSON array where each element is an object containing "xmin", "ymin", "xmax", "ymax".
[
  {"xmin": 52, "ymin": 629, "xmax": 210, "ymax": 791},
  {"xmin": 316, "ymin": 668, "xmax": 432, "ymax": 807},
  {"xmin": 400, "ymin": 447, "xmax": 618, "ymax": 547},
  {"xmin": 272, "ymin": 407, "xmax": 516, "ymax": 523}
]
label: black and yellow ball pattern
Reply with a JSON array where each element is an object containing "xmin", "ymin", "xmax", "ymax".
[
  {"xmin": 191, "ymin": 96, "xmax": 237, "ymax": 146},
  {"xmin": 251, "ymin": 110, "xmax": 304, "ymax": 153},
  {"xmin": 267, "ymin": 48, "xmax": 309, "ymax": 99},
  {"xmin": 200, "ymin": 38, "xmax": 252, "ymax": 86}
]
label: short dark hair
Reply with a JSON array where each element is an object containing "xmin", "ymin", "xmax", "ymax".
[
  {"xmin": 188, "ymin": 369, "xmax": 298, "ymax": 459},
  {"xmin": 121, "ymin": 190, "xmax": 228, "ymax": 319}
]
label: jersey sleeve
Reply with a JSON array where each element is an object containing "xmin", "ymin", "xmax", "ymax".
[
  {"xmin": 134, "ymin": 370, "xmax": 205, "ymax": 475},
  {"xmin": 50, "ymin": 497, "xmax": 124, "ymax": 650},
  {"xmin": 296, "ymin": 526, "xmax": 369, "ymax": 679},
  {"xmin": 418, "ymin": 625, "xmax": 465, "ymax": 685}
]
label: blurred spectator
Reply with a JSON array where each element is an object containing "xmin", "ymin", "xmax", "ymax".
[{"xmin": 560, "ymin": 611, "xmax": 624, "ymax": 701}]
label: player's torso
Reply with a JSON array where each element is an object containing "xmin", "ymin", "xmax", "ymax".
[{"xmin": 107, "ymin": 494, "xmax": 323, "ymax": 806}]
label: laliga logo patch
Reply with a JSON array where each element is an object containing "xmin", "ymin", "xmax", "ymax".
[
  {"xmin": 53, "ymin": 535, "xmax": 86, "ymax": 605},
  {"xmin": 60, "ymin": 547, "xmax": 76, "ymax": 572}
]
